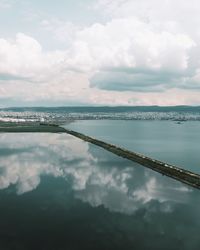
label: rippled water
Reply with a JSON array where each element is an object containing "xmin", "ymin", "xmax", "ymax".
[{"xmin": 0, "ymin": 133, "xmax": 200, "ymax": 249}]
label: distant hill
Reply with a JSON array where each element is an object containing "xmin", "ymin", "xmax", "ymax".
[{"xmin": 1, "ymin": 106, "xmax": 200, "ymax": 113}]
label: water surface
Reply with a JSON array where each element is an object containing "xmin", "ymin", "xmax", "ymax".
[
  {"xmin": 0, "ymin": 133, "xmax": 200, "ymax": 249},
  {"xmin": 66, "ymin": 120, "xmax": 200, "ymax": 173}
]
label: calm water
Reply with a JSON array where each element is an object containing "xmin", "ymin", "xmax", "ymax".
[
  {"xmin": 66, "ymin": 120, "xmax": 200, "ymax": 174},
  {"xmin": 0, "ymin": 133, "xmax": 200, "ymax": 249}
]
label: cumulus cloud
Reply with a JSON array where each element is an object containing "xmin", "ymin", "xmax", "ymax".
[
  {"xmin": 0, "ymin": 20, "xmax": 195, "ymax": 93},
  {"xmin": 0, "ymin": 33, "xmax": 65, "ymax": 79},
  {"xmin": 63, "ymin": 16, "xmax": 195, "ymax": 92},
  {"xmin": 1, "ymin": 0, "xmax": 200, "ymax": 105},
  {"xmin": 0, "ymin": 33, "xmax": 93, "ymax": 105},
  {"xmin": 67, "ymin": 17, "xmax": 194, "ymax": 71}
]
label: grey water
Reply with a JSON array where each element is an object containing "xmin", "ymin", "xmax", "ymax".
[
  {"xmin": 0, "ymin": 133, "xmax": 200, "ymax": 250},
  {"xmin": 66, "ymin": 120, "xmax": 200, "ymax": 174}
]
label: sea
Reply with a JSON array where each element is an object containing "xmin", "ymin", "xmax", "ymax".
[{"xmin": 0, "ymin": 106, "xmax": 200, "ymax": 249}]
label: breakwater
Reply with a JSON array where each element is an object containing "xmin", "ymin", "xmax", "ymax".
[{"xmin": 64, "ymin": 128, "xmax": 200, "ymax": 190}]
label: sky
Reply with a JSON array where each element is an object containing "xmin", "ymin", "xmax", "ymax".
[{"xmin": 1, "ymin": 0, "xmax": 200, "ymax": 106}]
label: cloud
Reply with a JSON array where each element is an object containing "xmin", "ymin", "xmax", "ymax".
[
  {"xmin": 90, "ymin": 70, "xmax": 181, "ymax": 92},
  {"xmin": 0, "ymin": 33, "xmax": 66, "ymax": 79},
  {"xmin": 64, "ymin": 17, "xmax": 194, "ymax": 92},
  {"xmin": 0, "ymin": 33, "xmax": 92, "ymax": 104},
  {"xmin": 67, "ymin": 17, "xmax": 194, "ymax": 72},
  {"xmin": 0, "ymin": 2, "xmax": 200, "ymax": 105},
  {"xmin": 95, "ymin": 0, "xmax": 200, "ymax": 27}
]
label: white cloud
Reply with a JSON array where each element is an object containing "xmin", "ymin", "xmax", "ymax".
[
  {"xmin": 66, "ymin": 17, "xmax": 195, "ymax": 72},
  {"xmin": 63, "ymin": 17, "xmax": 195, "ymax": 93},
  {"xmin": 0, "ymin": 1, "xmax": 200, "ymax": 105},
  {"xmin": 95, "ymin": 0, "xmax": 200, "ymax": 27},
  {"xmin": 0, "ymin": 33, "xmax": 65, "ymax": 79},
  {"xmin": 1, "ymin": 22, "xmax": 194, "ymax": 87}
]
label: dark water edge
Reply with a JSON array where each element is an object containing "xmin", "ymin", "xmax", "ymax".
[{"xmin": 0, "ymin": 175, "xmax": 199, "ymax": 250}]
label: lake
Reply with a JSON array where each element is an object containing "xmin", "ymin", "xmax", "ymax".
[{"xmin": 0, "ymin": 132, "xmax": 200, "ymax": 249}]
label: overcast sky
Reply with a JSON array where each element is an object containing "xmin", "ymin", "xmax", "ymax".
[{"xmin": 1, "ymin": 0, "xmax": 200, "ymax": 106}]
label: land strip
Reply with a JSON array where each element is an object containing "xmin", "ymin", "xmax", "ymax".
[{"xmin": 0, "ymin": 122, "xmax": 66, "ymax": 133}]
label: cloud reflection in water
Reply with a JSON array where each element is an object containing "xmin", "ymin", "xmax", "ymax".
[{"xmin": 0, "ymin": 133, "xmax": 195, "ymax": 215}]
